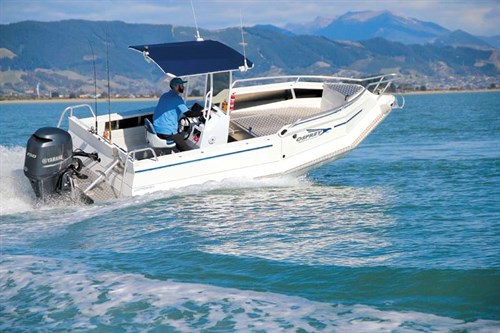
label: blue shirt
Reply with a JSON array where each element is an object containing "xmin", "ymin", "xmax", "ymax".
[{"xmin": 153, "ymin": 90, "xmax": 189, "ymax": 135}]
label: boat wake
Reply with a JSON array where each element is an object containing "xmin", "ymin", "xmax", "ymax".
[
  {"xmin": 0, "ymin": 144, "xmax": 313, "ymax": 217},
  {"xmin": 0, "ymin": 145, "xmax": 97, "ymax": 216},
  {"xmin": 1, "ymin": 254, "xmax": 497, "ymax": 332},
  {"xmin": 0, "ymin": 145, "xmax": 35, "ymax": 215}
]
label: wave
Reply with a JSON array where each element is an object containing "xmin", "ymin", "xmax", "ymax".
[{"xmin": 1, "ymin": 255, "xmax": 498, "ymax": 332}]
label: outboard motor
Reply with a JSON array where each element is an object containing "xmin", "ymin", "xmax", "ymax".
[{"xmin": 24, "ymin": 127, "xmax": 78, "ymax": 200}]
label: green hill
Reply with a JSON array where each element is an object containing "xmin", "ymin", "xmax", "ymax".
[{"xmin": 0, "ymin": 20, "xmax": 498, "ymax": 97}]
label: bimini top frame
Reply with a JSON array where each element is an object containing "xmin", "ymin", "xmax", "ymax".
[{"xmin": 129, "ymin": 40, "xmax": 253, "ymax": 77}]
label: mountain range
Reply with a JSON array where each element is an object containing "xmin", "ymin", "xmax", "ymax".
[
  {"xmin": 0, "ymin": 11, "xmax": 498, "ymax": 98},
  {"xmin": 284, "ymin": 11, "xmax": 499, "ymax": 49}
]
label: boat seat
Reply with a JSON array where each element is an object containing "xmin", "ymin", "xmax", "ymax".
[{"xmin": 144, "ymin": 118, "xmax": 176, "ymax": 149}]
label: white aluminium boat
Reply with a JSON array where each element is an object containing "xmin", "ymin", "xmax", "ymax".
[{"xmin": 24, "ymin": 39, "xmax": 403, "ymax": 203}]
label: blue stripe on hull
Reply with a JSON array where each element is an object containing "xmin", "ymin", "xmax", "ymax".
[
  {"xmin": 136, "ymin": 144, "xmax": 274, "ymax": 173},
  {"xmin": 334, "ymin": 109, "xmax": 363, "ymax": 128}
]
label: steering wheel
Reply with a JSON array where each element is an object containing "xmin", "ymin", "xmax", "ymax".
[{"xmin": 178, "ymin": 116, "xmax": 192, "ymax": 140}]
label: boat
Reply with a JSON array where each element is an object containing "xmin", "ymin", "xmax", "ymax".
[{"xmin": 24, "ymin": 39, "xmax": 404, "ymax": 203}]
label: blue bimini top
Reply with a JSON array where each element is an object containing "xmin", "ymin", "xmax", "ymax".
[{"xmin": 129, "ymin": 40, "xmax": 253, "ymax": 77}]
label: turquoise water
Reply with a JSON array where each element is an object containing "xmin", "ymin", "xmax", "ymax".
[{"xmin": 1, "ymin": 93, "xmax": 499, "ymax": 332}]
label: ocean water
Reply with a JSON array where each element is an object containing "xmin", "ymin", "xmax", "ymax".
[{"xmin": 0, "ymin": 93, "xmax": 499, "ymax": 332}]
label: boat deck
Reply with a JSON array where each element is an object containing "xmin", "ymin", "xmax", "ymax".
[
  {"xmin": 230, "ymin": 100, "xmax": 321, "ymax": 137},
  {"xmin": 229, "ymin": 83, "xmax": 364, "ymax": 138},
  {"xmin": 74, "ymin": 164, "xmax": 121, "ymax": 202}
]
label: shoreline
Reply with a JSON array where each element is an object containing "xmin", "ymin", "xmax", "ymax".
[
  {"xmin": 0, "ymin": 89, "xmax": 499, "ymax": 104},
  {"xmin": 0, "ymin": 97, "xmax": 158, "ymax": 105},
  {"xmin": 401, "ymin": 88, "xmax": 500, "ymax": 95}
]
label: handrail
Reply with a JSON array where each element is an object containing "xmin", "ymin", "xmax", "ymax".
[
  {"xmin": 203, "ymin": 90, "xmax": 213, "ymax": 120},
  {"xmin": 128, "ymin": 147, "xmax": 159, "ymax": 161},
  {"xmin": 365, "ymin": 75, "xmax": 396, "ymax": 95},
  {"xmin": 57, "ymin": 104, "xmax": 96, "ymax": 128},
  {"xmin": 232, "ymin": 73, "xmax": 398, "ymax": 91},
  {"xmin": 120, "ymin": 147, "xmax": 159, "ymax": 197}
]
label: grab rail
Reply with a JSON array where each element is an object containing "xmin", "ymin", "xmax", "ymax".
[
  {"xmin": 203, "ymin": 90, "xmax": 213, "ymax": 120},
  {"xmin": 128, "ymin": 147, "xmax": 158, "ymax": 161},
  {"xmin": 57, "ymin": 104, "xmax": 96, "ymax": 128},
  {"xmin": 364, "ymin": 75, "xmax": 397, "ymax": 96},
  {"xmin": 120, "ymin": 147, "xmax": 158, "ymax": 196},
  {"xmin": 232, "ymin": 73, "xmax": 398, "ymax": 93}
]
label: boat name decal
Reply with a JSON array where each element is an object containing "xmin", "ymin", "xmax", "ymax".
[
  {"xmin": 296, "ymin": 128, "xmax": 331, "ymax": 143},
  {"xmin": 42, "ymin": 155, "xmax": 63, "ymax": 164}
]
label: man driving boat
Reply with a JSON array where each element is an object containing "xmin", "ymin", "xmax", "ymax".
[{"xmin": 153, "ymin": 77, "xmax": 202, "ymax": 151}]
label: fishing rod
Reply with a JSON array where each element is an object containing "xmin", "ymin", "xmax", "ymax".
[
  {"xmin": 88, "ymin": 40, "xmax": 98, "ymax": 134},
  {"xmin": 105, "ymin": 26, "xmax": 112, "ymax": 143}
]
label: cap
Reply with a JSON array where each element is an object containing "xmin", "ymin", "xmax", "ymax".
[{"xmin": 170, "ymin": 77, "xmax": 188, "ymax": 88}]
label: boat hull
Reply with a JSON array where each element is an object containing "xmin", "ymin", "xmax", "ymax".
[{"xmin": 69, "ymin": 91, "xmax": 395, "ymax": 201}]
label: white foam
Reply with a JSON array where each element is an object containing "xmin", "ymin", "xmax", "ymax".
[
  {"xmin": 1, "ymin": 255, "xmax": 498, "ymax": 332},
  {"xmin": 0, "ymin": 141, "xmax": 309, "ymax": 213},
  {"xmin": 0, "ymin": 145, "xmax": 36, "ymax": 215},
  {"xmin": 159, "ymin": 173, "xmax": 314, "ymax": 198}
]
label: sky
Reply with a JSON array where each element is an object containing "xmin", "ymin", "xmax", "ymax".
[{"xmin": 0, "ymin": 0, "xmax": 499, "ymax": 36}]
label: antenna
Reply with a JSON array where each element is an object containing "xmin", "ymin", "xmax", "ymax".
[
  {"xmin": 239, "ymin": 12, "xmax": 249, "ymax": 71},
  {"xmin": 88, "ymin": 40, "xmax": 98, "ymax": 134},
  {"xmin": 190, "ymin": 0, "xmax": 203, "ymax": 41}
]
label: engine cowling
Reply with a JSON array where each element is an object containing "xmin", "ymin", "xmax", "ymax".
[{"xmin": 24, "ymin": 127, "xmax": 74, "ymax": 199}]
